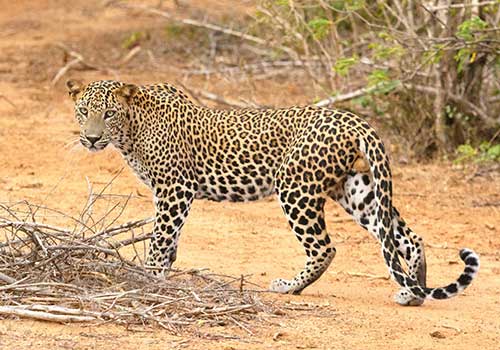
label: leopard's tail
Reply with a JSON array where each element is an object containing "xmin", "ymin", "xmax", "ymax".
[{"xmin": 356, "ymin": 132, "xmax": 480, "ymax": 302}]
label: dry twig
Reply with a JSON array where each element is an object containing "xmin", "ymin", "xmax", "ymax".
[{"xmin": 0, "ymin": 94, "xmax": 17, "ymax": 109}]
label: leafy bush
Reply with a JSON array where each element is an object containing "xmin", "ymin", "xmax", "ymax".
[
  {"xmin": 455, "ymin": 142, "xmax": 500, "ymax": 164},
  {"xmin": 254, "ymin": 0, "xmax": 500, "ymax": 157}
]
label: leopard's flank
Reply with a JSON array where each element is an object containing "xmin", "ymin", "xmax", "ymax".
[{"xmin": 67, "ymin": 79, "xmax": 479, "ymax": 306}]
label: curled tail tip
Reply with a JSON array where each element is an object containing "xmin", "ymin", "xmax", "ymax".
[
  {"xmin": 422, "ymin": 248, "xmax": 480, "ymax": 302},
  {"xmin": 459, "ymin": 248, "xmax": 480, "ymax": 269}
]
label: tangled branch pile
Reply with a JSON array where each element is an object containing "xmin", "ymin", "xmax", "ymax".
[{"xmin": 0, "ymin": 197, "xmax": 274, "ymax": 334}]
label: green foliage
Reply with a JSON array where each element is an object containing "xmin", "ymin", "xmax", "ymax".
[
  {"xmin": 345, "ymin": 0, "xmax": 365, "ymax": 11},
  {"xmin": 333, "ymin": 56, "xmax": 358, "ymax": 76},
  {"xmin": 367, "ymin": 69, "xmax": 389, "ymax": 86},
  {"xmin": 307, "ymin": 18, "xmax": 332, "ymax": 40},
  {"xmin": 164, "ymin": 22, "xmax": 209, "ymax": 47},
  {"xmin": 274, "ymin": 0, "xmax": 289, "ymax": 6},
  {"xmin": 122, "ymin": 31, "xmax": 145, "ymax": 49},
  {"xmin": 369, "ymin": 32, "xmax": 405, "ymax": 61},
  {"xmin": 423, "ymin": 44, "xmax": 445, "ymax": 65},
  {"xmin": 330, "ymin": 0, "xmax": 365, "ymax": 11},
  {"xmin": 165, "ymin": 23, "xmax": 184, "ymax": 37},
  {"xmin": 456, "ymin": 16, "xmax": 488, "ymax": 41},
  {"xmin": 454, "ymin": 17, "xmax": 488, "ymax": 73},
  {"xmin": 373, "ymin": 80, "xmax": 401, "ymax": 95},
  {"xmin": 445, "ymin": 104, "xmax": 471, "ymax": 122},
  {"xmin": 352, "ymin": 95, "xmax": 373, "ymax": 108},
  {"xmin": 454, "ymin": 48, "xmax": 470, "ymax": 73},
  {"xmin": 372, "ymin": 44, "xmax": 405, "ymax": 60},
  {"xmin": 455, "ymin": 142, "xmax": 500, "ymax": 164},
  {"xmin": 367, "ymin": 70, "xmax": 400, "ymax": 95}
]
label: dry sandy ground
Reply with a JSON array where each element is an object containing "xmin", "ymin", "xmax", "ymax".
[{"xmin": 0, "ymin": 1, "xmax": 499, "ymax": 349}]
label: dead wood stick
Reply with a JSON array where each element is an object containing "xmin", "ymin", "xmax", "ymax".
[
  {"xmin": 0, "ymin": 305, "xmax": 96, "ymax": 323},
  {"xmin": 0, "ymin": 94, "xmax": 17, "ymax": 109},
  {"xmin": 45, "ymin": 244, "xmax": 118, "ymax": 256},
  {"xmin": 28, "ymin": 304, "xmax": 116, "ymax": 320},
  {"xmin": 345, "ymin": 272, "xmax": 390, "ymax": 280},
  {"xmin": 91, "ymin": 217, "xmax": 153, "ymax": 240},
  {"xmin": 51, "ymin": 58, "xmax": 81, "ymax": 86},
  {"xmin": 0, "ymin": 220, "xmax": 71, "ymax": 235},
  {"xmin": 0, "ymin": 281, "xmax": 84, "ymax": 292},
  {"xmin": 314, "ymin": 85, "xmax": 380, "ymax": 107},
  {"xmin": 119, "ymin": 45, "xmax": 142, "ymax": 66},
  {"xmin": 0, "ymin": 272, "xmax": 17, "ymax": 284},
  {"xmin": 109, "ymin": 232, "xmax": 152, "ymax": 249},
  {"xmin": 228, "ymin": 315, "xmax": 254, "ymax": 335},
  {"xmin": 182, "ymin": 304, "xmax": 256, "ymax": 317}
]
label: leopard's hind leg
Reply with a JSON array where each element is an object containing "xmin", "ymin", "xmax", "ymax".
[
  {"xmin": 330, "ymin": 170, "xmax": 427, "ymax": 305},
  {"xmin": 269, "ymin": 146, "xmax": 339, "ymax": 294}
]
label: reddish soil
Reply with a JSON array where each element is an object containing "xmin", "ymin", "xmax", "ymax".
[{"xmin": 0, "ymin": 1, "xmax": 499, "ymax": 349}]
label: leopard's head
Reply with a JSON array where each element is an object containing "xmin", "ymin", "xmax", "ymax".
[{"xmin": 66, "ymin": 79, "xmax": 138, "ymax": 152}]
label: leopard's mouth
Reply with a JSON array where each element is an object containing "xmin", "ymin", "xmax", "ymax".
[
  {"xmin": 88, "ymin": 145, "xmax": 103, "ymax": 152},
  {"xmin": 80, "ymin": 138, "xmax": 110, "ymax": 152}
]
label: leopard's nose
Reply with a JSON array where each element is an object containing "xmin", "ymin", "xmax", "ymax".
[{"xmin": 86, "ymin": 135, "xmax": 102, "ymax": 145}]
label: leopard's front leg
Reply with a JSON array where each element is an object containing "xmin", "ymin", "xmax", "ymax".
[{"xmin": 146, "ymin": 184, "xmax": 195, "ymax": 275}]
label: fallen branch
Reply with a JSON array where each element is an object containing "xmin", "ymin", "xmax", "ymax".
[{"xmin": 0, "ymin": 305, "xmax": 96, "ymax": 323}]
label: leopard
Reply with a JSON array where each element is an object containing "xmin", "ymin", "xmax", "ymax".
[{"xmin": 66, "ymin": 79, "xmax": 480, "ymax": 306}]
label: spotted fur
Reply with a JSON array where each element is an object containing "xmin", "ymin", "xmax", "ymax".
[{"xmin": 67, "ymin": 79, "xmax": 479, "ymax": 305}]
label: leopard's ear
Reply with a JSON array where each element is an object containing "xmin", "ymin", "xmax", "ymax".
[
  {"xmin": 66, "ymin": 79, "xmax": 85, "ymax": 101},
  {"xmin": 114, "ymin": 83, "xmax": 138, "ymax": 106}
]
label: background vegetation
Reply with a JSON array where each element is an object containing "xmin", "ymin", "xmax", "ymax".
[
  {"xmin": 251, "ymin": 0, "xmax": 500, "ymax": 158},
  {"xmin": 127, "ymin": 0, "xmax": 499, "ymax": 160}
]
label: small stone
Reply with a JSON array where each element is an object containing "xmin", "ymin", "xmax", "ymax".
[
  {"xmin": 273, "ymin": 331, "xmax": 284, "ymax": 341},
  {"xmin": 430, "ymin": 330, "xmax": 446, "ymax": 339}
]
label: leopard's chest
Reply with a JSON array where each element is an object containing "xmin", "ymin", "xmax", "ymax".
[{"xmin": 123, "ymin": 154, "xmax": 151, "ymax": 188}]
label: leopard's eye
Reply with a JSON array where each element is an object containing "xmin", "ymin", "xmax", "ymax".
[
  {"xmin": 104, "ymin": 110, "xmax": 116, "ymax": 120},
  {"xmin": 78, "ymin": 106, "xmax": 88, "ymax": 116}
]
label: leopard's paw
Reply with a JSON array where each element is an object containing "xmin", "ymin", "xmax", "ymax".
[
  {"xmin": 394, "ymin": 288, "xmax": 424, "ymax": 306},
  {"xmin": 269, "ymin": 278, "xmax": 294, "ymax": 294}
]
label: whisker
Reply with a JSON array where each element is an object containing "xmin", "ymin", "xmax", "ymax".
[
  {"xmin": 67, "ymin": 142, "xmax": 85, "ymax": 154},
  {"xmin": 63, "ymin": 139, "xmax": 80, "ymax": 150}
]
